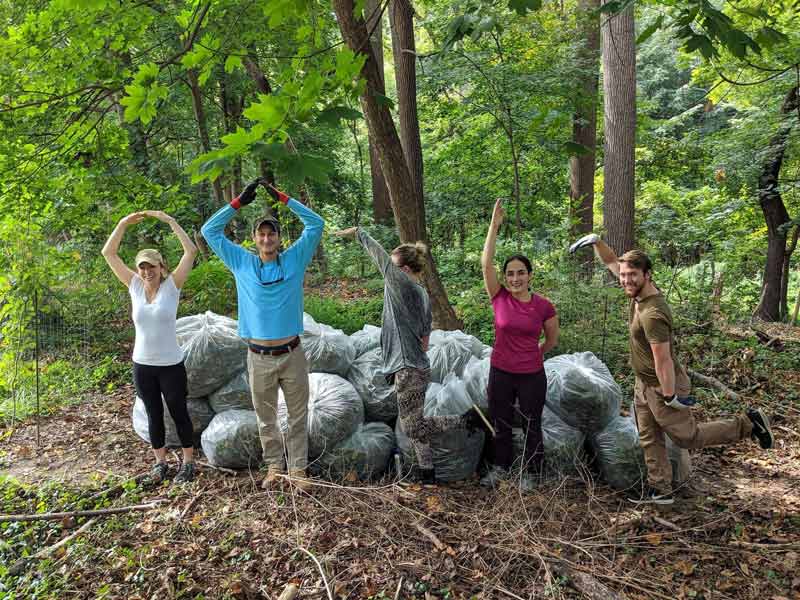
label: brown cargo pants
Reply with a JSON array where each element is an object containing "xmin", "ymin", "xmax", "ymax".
[{"xmin": 633, "ymin": 377, "xmax": 752, "ymax": 492}]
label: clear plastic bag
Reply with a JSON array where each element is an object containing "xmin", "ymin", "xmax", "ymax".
[
  {"xmin": 350, "ymin": 324, "xmax": 382, "ymax": 358},
  {"xmin": 427, "ymin": 335, "xmax": 474, "ymax": 383},
  {"xmin": 311, "ymin": 422, "xmax": 395, "ymax": 481},
  {"xmin": 208, "ymin": 370, "xmax": 252, "ymax": 413},
  {"xmin": 277, "ymin": 373, "xmax": 364, "ymax": 458},
  {"xmin": 395, "ymin": 377, "xmax": 484, "ymax": 482},
  {"xmin": 588, "ymin": 416, "xmax": 646, "ymax": 491},
  {"xmin": 200, "ymin": 409, "xmax": 262, "ymax": 469},
  {"xmin": 429, "ymin": 329, "xmax": 486, "ymax": 358},
  {"xmin": 512, "ymin": 405, "xmax": 586, "ymax": 475},
  {"xmin": 176, "ymin": 311, "xmax": 247, "ymax": 398},
  {"xmin": 345, "ymin": 347, "xmax": 397, "ymax": 423},
  {"xmin": 301, "ymin": 313, "xmax": 357, "ymax": 376},
  {"xmin": 132, "ymin": 395, "xmax": 215, "ymax": 448},
  {"xmin": 544, "ymin": 352, "xmax": 622, "ymax": 433},
  {"xmin": 462, "ymin": 356, "xmax": 490, "ymax": 410}
]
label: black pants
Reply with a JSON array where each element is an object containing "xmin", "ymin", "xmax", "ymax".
[
  {"xmin": 133, "ymin": 361, "xmax": 193, "ymax": 449},
  {"xmin": 488, "ymin": 366, "xmax": 547, "ymax": 471}
]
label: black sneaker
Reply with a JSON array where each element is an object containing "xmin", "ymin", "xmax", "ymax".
[
  {"xmin": 747, "ymin": 408, "xmax": 774, "ymax": 449},
  {"xmin": 628, "ymin": 486, "xmax": 674, "ymax": 506},
  {"xmin": 146, "ymin": 462, "xmax": 170, "ymax": 485},
  {"xmin": 463, "ymin": 404, "xmax": 496, "ymax": 438},
  {"xmin": 174, "ymin": 462, "xmax": 196, "ymax": 484}
]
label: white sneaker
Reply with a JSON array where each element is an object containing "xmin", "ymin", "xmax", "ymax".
[{"xmin": 480, "ymin": 466, "xmax": 509, "ymax": 488}]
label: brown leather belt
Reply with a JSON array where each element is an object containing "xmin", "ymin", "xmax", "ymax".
[{"xmin": 248, "ymin": 336, "xmax": 300, "ymax": 356}]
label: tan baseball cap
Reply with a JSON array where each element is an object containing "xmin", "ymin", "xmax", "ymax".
[{"xmin": 134, "ymin": 249, "xmax": 165, "ymax": 268}]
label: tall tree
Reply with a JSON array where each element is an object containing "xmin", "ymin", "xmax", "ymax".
[
  {"xmin": 600, "ymin": 0, "xmax": 636, "ymax": 256},
  {"xmin": 754, "ymin": 85, "xmax": 798, "ymax": 322},
  {"xmin": 366, "ymin": 0, "xmax": 393, "ymax": 225},
  {"xmin": 332, "ymin": 0, "xmax": 461, "ymax": 328},
  {"xmin": 569, "ymin": 0, "xmax": 600, "ymax": 272}
]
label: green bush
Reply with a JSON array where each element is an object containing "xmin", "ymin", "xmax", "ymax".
[{"xmin": 304, "ymin": 294, "xmax": 383, "ymax": 334}]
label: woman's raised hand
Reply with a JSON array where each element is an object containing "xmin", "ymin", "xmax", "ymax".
[
  {"xmin": 491, "ymin": 198, "xmax": 505, "ymax": 227},
  {"xmin": 332, "ymin": 226, "xmax": 359, "ymax": 238},
  {"xmin": 121, "ymin": 212, "xmax": 146, "ymax": 226},
  {"xmin": 142, "ymin": 210, "xmax": 175, "ymax": 224}
]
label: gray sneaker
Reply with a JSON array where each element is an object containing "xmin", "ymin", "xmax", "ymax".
[
  {"xmin": 174, "ymin": 462, "xmax": 196, "ymax": 484},
  {"xmin": 480, "ymin": 465, "xmax": 509, "ymax": 488},
  {"xmin": 146, "ymin": 462, "xmax": 170, "ymax": 485}
]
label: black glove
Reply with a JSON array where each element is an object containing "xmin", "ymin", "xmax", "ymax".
[
  {"xmin": 662, "ymin": 394, "xmax": 697, "ymax": 410},
  {"xmin": 263, "ymin": 181, "xmax": 290, "ymax": 205},
  {"xmin": 230, "ymin": 179, "xmax": 260, "ymax": 210}
]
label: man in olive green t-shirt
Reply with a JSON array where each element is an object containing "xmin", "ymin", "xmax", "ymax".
[{"xmin": 569, "ymin": 235, "xmax": 774, "ymax": 506}]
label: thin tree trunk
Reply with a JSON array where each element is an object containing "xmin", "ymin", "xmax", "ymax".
[
  {"xmin": 243, "ymin": 52, "xmax": 277, "ymax": 188},
  {"xmin": 187, "ymin": 69, "xmax": 224, "ymax": 207},
  {"xmin": 780, "ymin": 225, "xmax": 798, "ymax": 319},
  {"xmin": 570, "ymin": 0, "xmax": 600, "ymax": 274},
  {"xmin": 367, "ymin": 0, "xmax": 393, "ymax": 225},
  {"xmin": 754, "ymin": 85, "xmax": 798, "ymax": 322},
  {"xmin": 600, "ymin": 0, "xmax": 636, "ymax": 256},
  {"xmin": 333, "ymin": 0, "xmax": 461, "ymax": 329}
]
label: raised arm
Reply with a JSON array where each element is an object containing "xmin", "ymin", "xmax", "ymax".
[
  {"xmin": 265, "ymin": 183, "xmax": 324, "ymax": 267},
  {"xmin": 144, "ymin": 211, "xmax": 198, "ymax": 289},
  {"xmin": 568, "ymin": 233, "xmax": 620, "ymax": 277},
  {"xmin": 101, "ymin": 212, "xmax": 145, "ymax": 287},
  {"xmin": 481, "ymin": 198, "xmax": 504, "ymax": 298},
  {"xmin": 201, "ymin": 179, "xmax": 261, "ymax": 271},
  {"xmin": 333, "ymin": 226, "xmax": 394, "ymax": 277}
]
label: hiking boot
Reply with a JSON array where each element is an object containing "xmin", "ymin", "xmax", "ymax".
[
  {"xmin": 287, "ymin": 469, "xmax": 313, "ymax": 493},
  {"xmin": 463, "ymin": 404, "xmax": 496, "ymax": 438},
  {"xmin": 480, "ymin": 465, "xmax": 509, "ymax": 488},
  {"xmin": 174, "ymin": 462, "xmax": 196, "ymax": 484},
  {"xmin": 747, "ymin": 408, "xmax": 774, "ymax": 449},
  {"xmin": 261, "ymin": 464, "xmax": 285, "ymax": 490},
  {"xmin": 628, "ymin": 486, "xmax": 674, "ymax": 506},
  {"xmin": 146, "ymin": 462, "xmax": 170, "ymax": 485}
]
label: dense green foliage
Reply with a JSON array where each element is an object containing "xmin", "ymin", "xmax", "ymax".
[{"xmin": 0, "ymin": 1, "xmax": 798, "ymax": 421}]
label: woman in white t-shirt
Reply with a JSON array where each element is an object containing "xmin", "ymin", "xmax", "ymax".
[{"xmin": 102, "ymin": 210, "xmax": 198, "ymax": 484}]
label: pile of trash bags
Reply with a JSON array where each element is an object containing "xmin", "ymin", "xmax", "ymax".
[{"xmin": 132, "ymin": 311, "xmax": 690, "ymax": 490}]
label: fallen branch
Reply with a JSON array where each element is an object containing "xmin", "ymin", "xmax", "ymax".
[
  {"xmin": 687, "ymin": 369, "xmax": 743, "ymax": 402},
  {"xmin": 85, "ymin": 472, "xmax": 149, "ymax": 503},
  {"xmin": 729, "ymin": 540, "xmax": 800, "ymax": 550},
  {"xmin": 652, "ymin": 516, "xmax": 681, "ymax": 531},
  {"xmin": 198, "ymin": 460, "xmax": 238, "ymax": 476},
  {"xmin": 393, "ymin": 577, "xmax": 404, "ymax": 600},
  {"xmin": 0, "ymin": 501, "xmax": 165, "ymax": 523},
  {"xmin": 552, "ymin": 564, "xmax": 628, "ymax": 600},
  {"xmin": 8, "ymin": 517, "xmax": 97, "ymax": 576},
  {"xmin": 299, "ymin": 546, "xmax": 333, "ymax": 600},
  {"xmin": 751, "ymin": 327, "xmax": 783, "ymax": 350},
  {"xmin": 179, "ymin": 492, "xmax": 204, "ymax": 521},
  {"xmin": 415, "ymin": 522, "xmax": 445, "ymax": 551}
]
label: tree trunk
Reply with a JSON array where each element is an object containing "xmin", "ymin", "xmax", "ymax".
[
  {"xmin": 333, "ymin": 0, "xmax": 461, "ymax": 329},
  {"xmin": 600, "ymin": 0, "xmax": 636, "ymax": 256},
  {"xmin": 243, "ymin": 52, "xmax": 277, "ymax": 188},
  {"xmin": 754, "ymin": 85, "xmax": 798, "ymax": 322},
  {"xmin": 389, "ymin": 0, "xmax": 426, "ymax": 237},
  {"xmin": 366, "ymin": 0, "xmax": 393, "ymax": 225},
  {"xmin": 570, "ymin": 0, "xmax": 600, "ymax": 273},
  {"xmin": 187, "ymin": 69, "xmax": 224, "ymax": 209}
]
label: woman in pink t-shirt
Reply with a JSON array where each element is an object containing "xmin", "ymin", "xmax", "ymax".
[{"xmin": 480, "ymin": 199, "xmax": 559, "ymax": 491}]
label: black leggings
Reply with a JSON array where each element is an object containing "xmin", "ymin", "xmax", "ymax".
[
  {"xmin": 133, "ymin": 362, "xmax": 193, "ymax": 449},
  {"xmin": 488, "ymin": 366, "xmax": 547, "ymax": 471}
]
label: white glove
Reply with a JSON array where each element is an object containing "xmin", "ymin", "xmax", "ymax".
[{"xmin": 568, "ymin": 233, "xmax": 600, "ymax": 254}]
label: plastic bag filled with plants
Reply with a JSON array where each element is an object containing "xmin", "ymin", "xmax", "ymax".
[
  {"xmin": 346, "ymin": 347, "xmax": 397, "ymax": 423},
  {"xmin": 427, "ymin": 335, "xmax": 474, "ymax": 383},
  {"xmin": 395, "ymin": 376, "xmax": 484, "ymax": 482},
  {"xmin": 208, "ymin": 370, "xmax": 252, "ymax": 413},
  {"xmin": 176, "ymin": 311, "xmax": 247, "ymax": 398},
  {"xmin": 200, "ymin": 409, "xmax": 262, "ymax": 469},
  {"xmin": 544, "ymin": 352, "xmax": 622, "ymax": 433},
  {"xmin": 301, "ymin": 313, "xmax": 357, "ymax": 377},
  {"xmin": 350, "ymin": 324, "xmax": 382, "ymax": 358},
  {"xmin": 429, "ymin": 329, "xmax": 486, "ymax": 359},
  {"xmin": 512, "ymin": 405, "xmax": 586, "ymax": 475},
  {"xmin": 462, "ymin": 356, "xmax": 490, "ymax": 410},
  {"xmin": 278, "ymin": 373, "xmax": 364, "ymax": 458},
  {"xmin": 132, "ymin": 395, "xmax": 215, "ymax": 448},
  {"xmin": 589, "ymin": 416, "xmax": 646, "ymax": 491},
  {"xmin": 311, "ymin": 422, "xmax": 395, "ymax": 482}
]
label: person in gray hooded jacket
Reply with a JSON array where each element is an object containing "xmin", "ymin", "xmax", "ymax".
[{"xmin": 334, "ymin": 227, "xmax": 492, "ymax": 484}]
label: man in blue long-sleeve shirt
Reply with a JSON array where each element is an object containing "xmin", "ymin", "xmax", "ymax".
[{"xmin": 201, "ymin": 179, "xmax": 324, "ymax": 491}]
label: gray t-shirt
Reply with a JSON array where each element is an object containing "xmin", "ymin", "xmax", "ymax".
[{"xmin": 357, "ymin": 229, "xmax": 432, "ymax": 375}]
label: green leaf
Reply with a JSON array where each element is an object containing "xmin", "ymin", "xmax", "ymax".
[
  {"xmin": 599, "ymin": 1, "xmax": 622, "ymax": 14},
  {"xmin": 316, "ymin": 105, "xmax": 363, "ymax": 126},
  {"xmin": 374, "ymin": 93, "xmax": 395, "ymax": 110},
  {"xmin": 251, "ymin": 141, "xmax": 290, "ymax": 161},
  {"xmin": 636, "ymin": 15, "xmax": 664, "ymax": 46},
  {"xmin": 224, "ymin": 54, "xmax": 242, "ymax": 74},
  {"xmin": 244, "ymin": 95, "xmax": 289, "ymax": 129},
  {"xmin": 563, "ymin": 141, "xmax": 591, "ymax": 156},
  {"xmin": 755, "ymin": 26, "xmax": 788, "ymax": 49},
  {"xmin": 684, "ymin": 34, "xmax": 715, "ymax": 60},
  {"xmin": 508, "ymin": 0, "xmax": 542, "ymax": 16}
]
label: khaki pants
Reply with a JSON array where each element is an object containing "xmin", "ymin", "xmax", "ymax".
[
  {"xmin": 248, "ymin": 345, "xmax": 309, "ymax": 471},
  {"xmin": 633, "ymin": 377, "xmax": 752, "ymax": 492}
]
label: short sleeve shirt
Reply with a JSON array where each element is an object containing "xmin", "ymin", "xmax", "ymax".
[
  {"xmin": 629, "ymin": 293, "xmax": 689, "ymax": 391},
  {"xmin": 490, "ymin": 287, "xmax": 556, "ymax": 374},
  {"xmin": 130, "ymin": 275, "xmax": 184, "ymax": 366}
]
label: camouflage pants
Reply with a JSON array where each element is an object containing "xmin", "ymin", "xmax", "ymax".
[{"xmin": 396, "ymin": 367, "xmax": 466, "ymax": 470}]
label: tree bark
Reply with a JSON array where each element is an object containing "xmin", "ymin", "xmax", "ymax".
[
  {"xmin": 390, "ymin": 0, "xmax": 426, "ymax": 237},
  {"xmin": 366, "ymin": 0, "xmax": 393, "ymax": 225},
  {"xmin": 333, "ymin": 0, "xmax": 461, "ymax": 329},
  {"xmin": 754, "ymin": 85, "xmax": 798, "ymax": 322},
  {"xmin": 242, "ymin": 51, "xmax": 277, "ymax": 187},
  {"xmin": 187, "ymin": 69, "xmax": 224, "ymax": 210},
  {"xmin": 570, "ymin": 0, "xmax": 600, "ymax": 273},
  {"xmin": 600, "ymin": 0, "xmax": 636, "ymax": 256}
]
